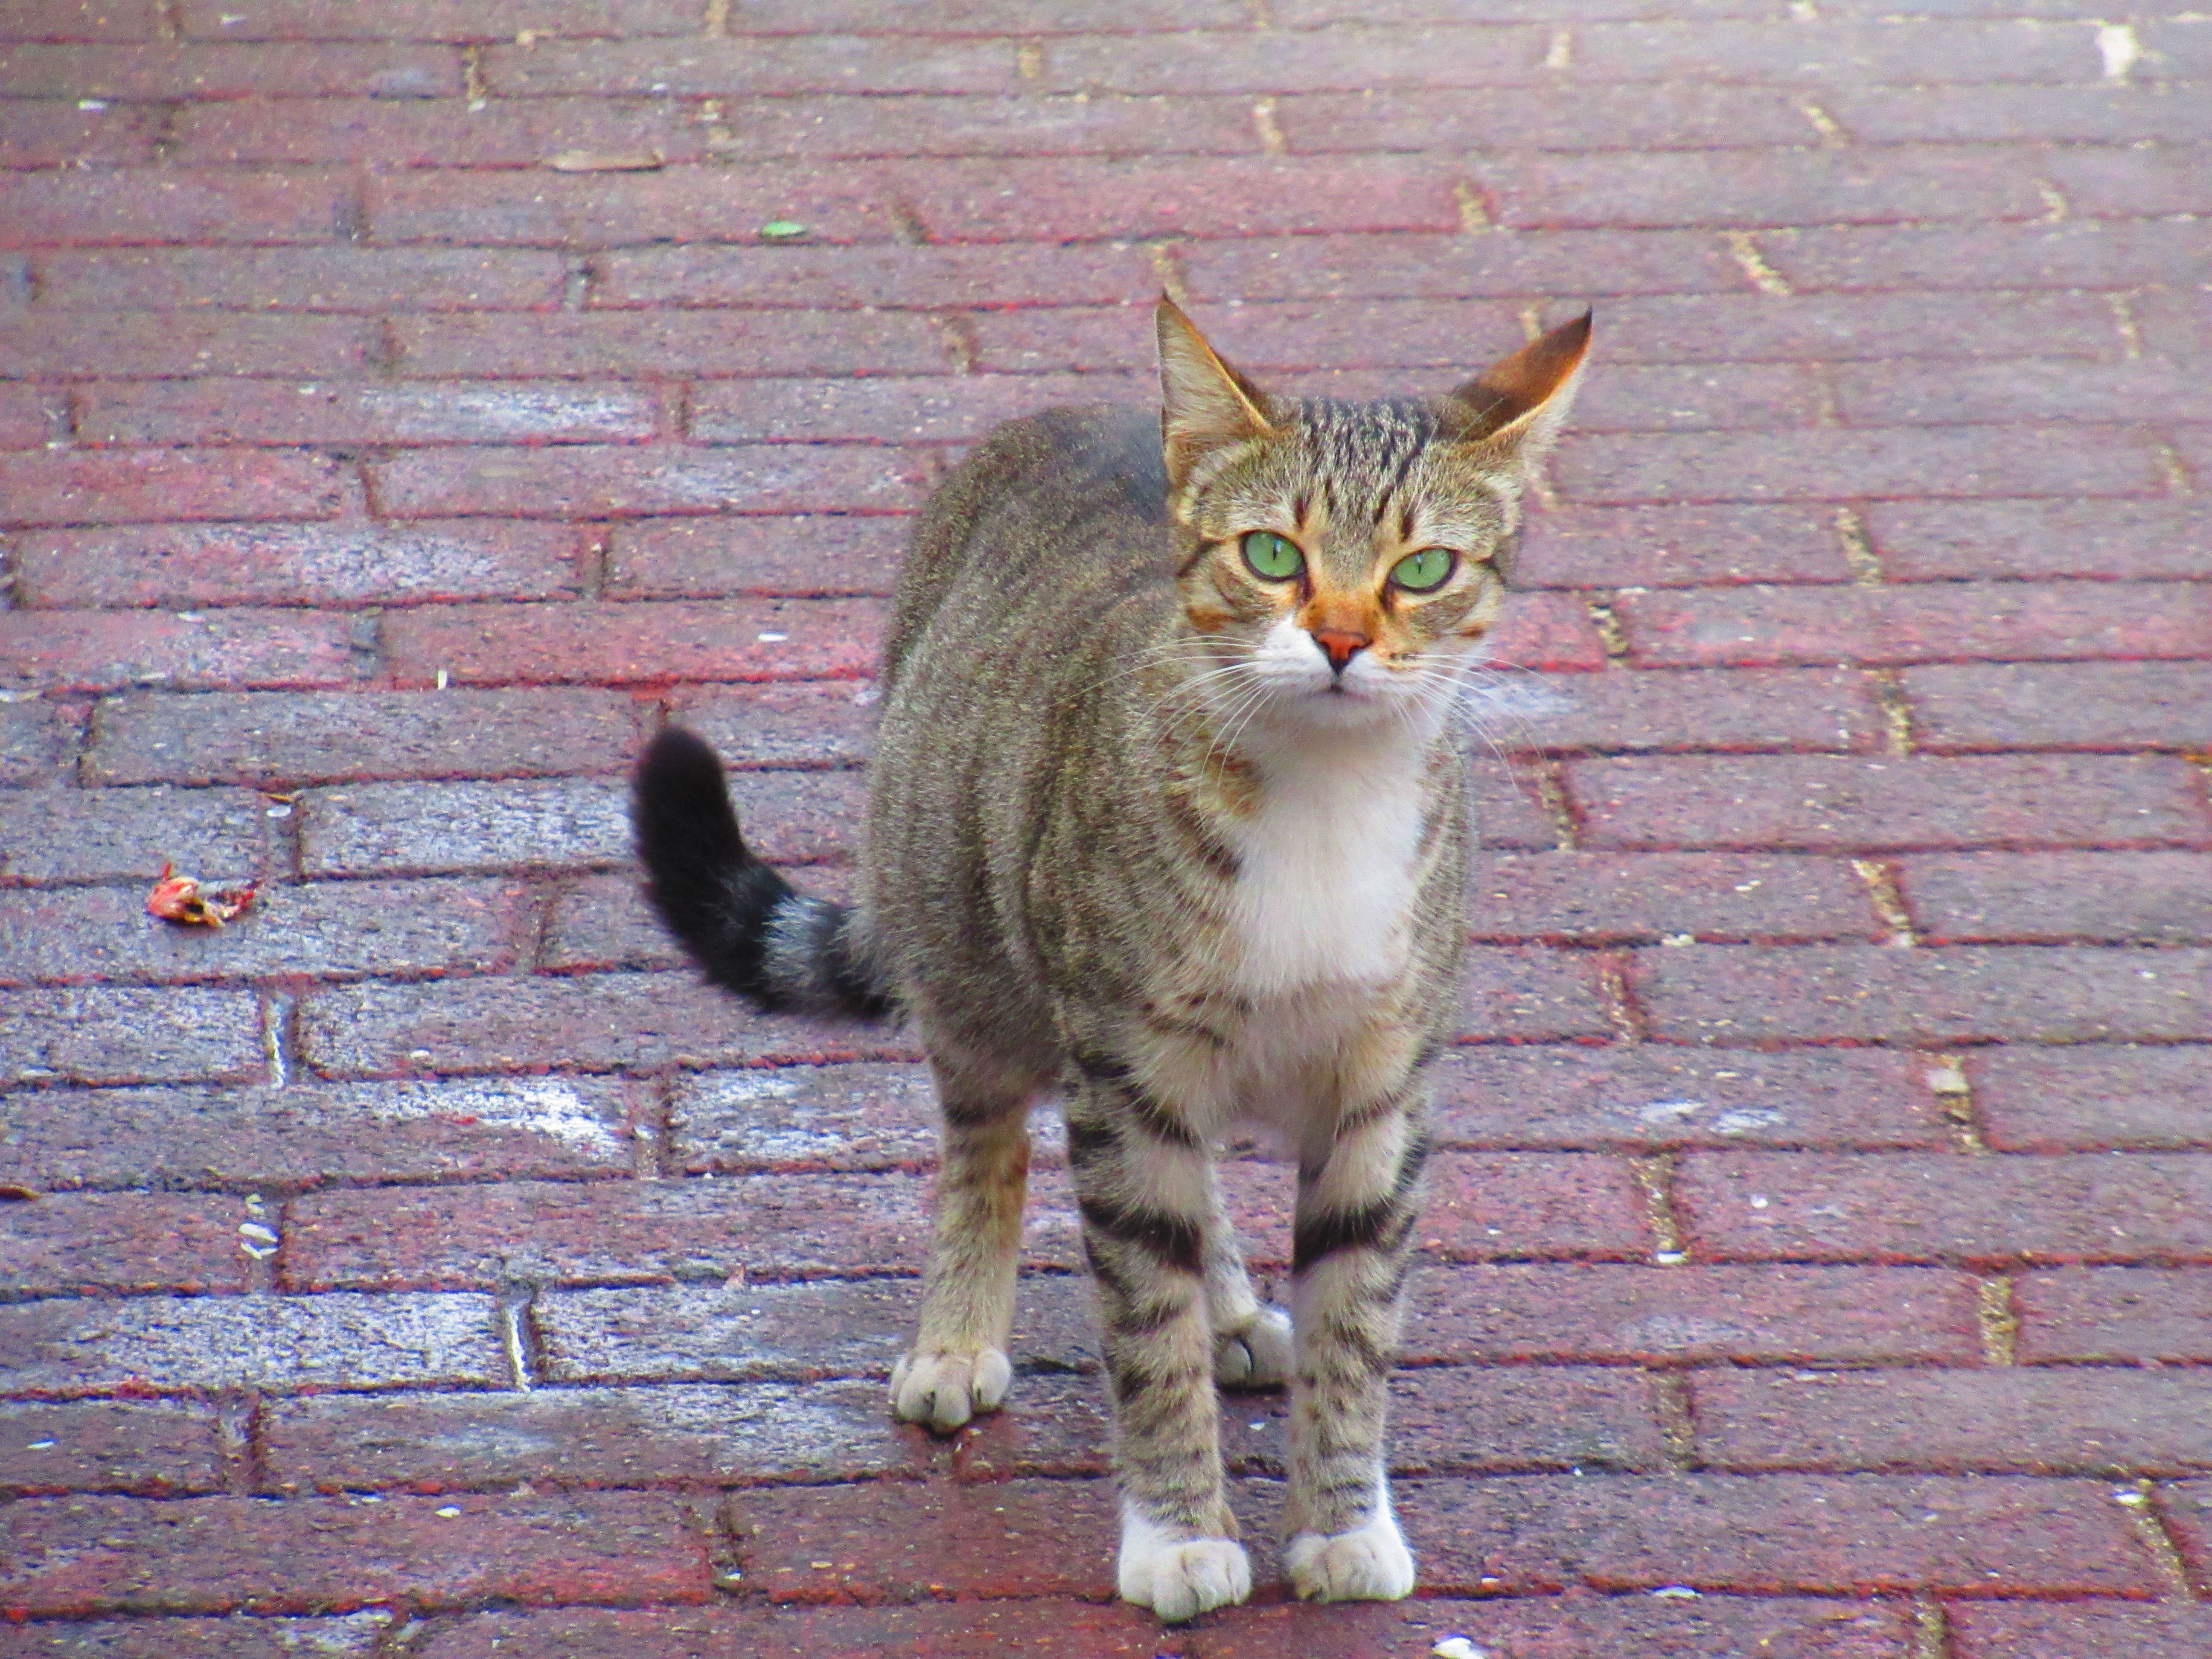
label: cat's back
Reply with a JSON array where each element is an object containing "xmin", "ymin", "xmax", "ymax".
[{"xmin": 879, "ymin": 403, "xmax": 1171, "ymax": 691}]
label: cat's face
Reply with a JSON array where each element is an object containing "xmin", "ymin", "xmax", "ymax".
[{"xmin": 1157, "ymin": 302, "xmax": 1588, "ymax": 737}]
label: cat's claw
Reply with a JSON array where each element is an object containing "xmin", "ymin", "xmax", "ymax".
[
  {"xmin": 889, "ymin": 1346, "xmax": 1012, "ymax": 1434},
  {"xmin": 1285, "ymin": 1508, "xmax": 1418, "ymax": 1603},
  {"xmin": 1212, "ymin": 1305, "xmax": 1293, "ymax": 1389},
  {"xmin": 1118, "ymin": 1511, "xmax": 1252, "ymax": 1623}
]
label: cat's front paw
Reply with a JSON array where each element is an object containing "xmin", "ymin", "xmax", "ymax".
[
  {"xmin": 1117, "ymin": 1511, "xmax": 1252, "ymax": 1623},
  {"xmin": 889, "ymin": 1345, "xmax": 1011, "ymax": 1433},
  {"xmin": 1285, "ymin": 1509, "xmax": 1417, "ymax": 1603},
  {"xmin": 1212, "ymin": 1305, "xmax": 1293, "ymax": 1389}
]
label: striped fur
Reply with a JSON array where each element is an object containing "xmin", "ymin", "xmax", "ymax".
[{"xmin": 635, "ymin": 301, "xmax": 1589, "ymax": 1621}]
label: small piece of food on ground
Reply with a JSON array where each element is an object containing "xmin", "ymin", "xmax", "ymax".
[{"xmin": 146, "ymin": 863, "xmax": 259, "ymax": 928}]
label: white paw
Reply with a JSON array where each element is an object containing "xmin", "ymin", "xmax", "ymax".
[
  {"xmin": 889, "ymin": 1346, "xmax": 1011, "ymax": 1434},
  {"xmin": 1285, "ymin": 1507, "xmax": 1417, "ymax": 1603},
  {"xmin": 1118, "ymin": 1508, "xmax": 1252, "ymax": 1623},
  {"xmin": 1213, "ymin": 1305, "xmax": 1293, "ymax": 1390}
]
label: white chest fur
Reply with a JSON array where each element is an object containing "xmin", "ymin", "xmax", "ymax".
[{"xmin": 1224, "ymin": 732, "xmax": 1426, "ymax": 996}]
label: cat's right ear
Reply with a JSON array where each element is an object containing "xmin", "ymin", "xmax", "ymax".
[
  {"xmin": 1156, "ymin": 298, "xmax": 1277, "ymax": 501},
  {"xmin": 1444, "ymin": 309, "xmax": 1593, "ymax": 469}
]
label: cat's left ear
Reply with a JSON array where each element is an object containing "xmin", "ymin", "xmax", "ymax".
[
  {"xmin": 1444, "ymin": 310, "xmax": 1592, "ymax": 469},
  {"xmin": 1155, "ymin": 298, "xmax": 1278, "ymax": 501}
]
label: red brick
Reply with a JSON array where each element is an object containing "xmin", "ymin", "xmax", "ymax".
[
  {"xmin": 676, "ymin": 0, "xmax": 1246, "ymax": 24},
  {"xmin": 2044, "ymin": 143, "xmax": 2212, "ymax": 218},
  {"xmin": 0, "ymin": 1289, "xmax": 507, "ymax": 1394},
  {"xmin": 1953, "ymin": 1604, "xmax": 2212, "ymax": 1659},
  {"xmin": 2165, "ymin": 1479, "xmax": 2212, "ymax": 1593},
  {"xmin": 899, "ymin": 156, "xmax": 1463, "ymax": 242},
  {"xmin": 0, "ymin": 785, "xmax": 270, "ymax": 885},
  {"xmin": 0, "ymin": 311, "xmax": 375, "ymax": 376},
  {"xmin": 1682, "ymin": 1150, "xmax": 2212, "ymax": 1265},
  {"xmin": 1455, "ymin": 946, "xmax": 1614, "ymax": 1041},
  {"xmin": 296, "ymin": 971, "xmax": 920, "ymax": 1080},
  {"xmin": 482, "ymin": 34, "xmax": 1025, "ymax": 97},
  {"xmin": 413, "ymin": 1600, "xmax": 1167, "ymax": 1659},
  {"xmin": 0, "ymin": 1190, "xmax": 254, "ymax": 1297},
  {"xmin": 1410, "ymin": 1262, "xmax": 1982, "ymax": 1364},
  {"xmin": 593, "ymin": 241, "xmax": 1153, "ymax": 311},
  {"xmin": 0, "ymin": 42, "xmax": 459, "ymax": 99},
  {"xmin": 1555, "ymin": 425, "xmax": 2164, "ymax": 506},
  {"xmin": 382, "ymin": 598, "xmax": 885, "ymax": 687},
  {"xmin": 1051, "ymin": 26, "xmax": 1555, "ymax": 94},
  {"xmin": 1572, "ymin": 754, "xmax": 2211, "ymax": 851},
  {"xmin": 1617, "ymin": 581, "xmax": 2211, "ymax": 668},
  {"xmin": 0, "ymin": 1615, "xmax": 390, "ymax": 1659},
  {"xmin": 1483, "ymin": 667, "xmax": 1879, "ymax": 754},
  {"xmin": 13, "ymin": 521, "xmax": 581, "ymax": 608},
  {"xmin": 0, "ymin": 877, "xmax": 530, "ymax": 986},
  {"xmin": 1622, "ymin": 290, "xmax": 2119, "ymax": 364},
  {"xmin": 1195, "ymin": 1595, "xmax": 1908, "ymax": 1659},
  {"xmin": 1833, "ymin": 354, "xmax": 2212, "ymax": 426},
  {"xmin": 86, "ymin": 688, "xmax": 644, "ymax": 786},
  {"xmin": 1430, "ymin": 1044, "xmax": 1949, "ymax": 1150},
  {"xmin": 2017, "ymin": 1267, "xmax": 2212, "ymax": 1362},
  {"xmin": 0, "ymin": 384, "xmax": 54, "ymax": 449},
  {"xmin": 1179, "ymin": 228, "xmax": 1739, "ymax": 304},
  {"xmin": 1283, "ymin": 1365, "xmax": 1671, "ymax": 1476},
  {"xmin": 1577, "ymin": 17, "xmax": 2100, "ymax": 81},
  {"xmin": 280, "ymin": 1170, "xmax": 938, "ymax": 1290},
  {"xmin": 1867, "ymin": 498, "xmax": 2212, "ymax": 582},
  {"xmin": 1398, "ymin": 1472, "xmax": 2157, "ymax": 1597},
  {"xmin": 1342, "ymin": 1150, "xmax": 1650, "ymax": 1263},
  {"xmin": 1903, "ymin": 662, "xmax": 2212, "ymax": 752},
  {"xmin": 0, "ymin": 1491, "xmax": 710, "ymax": 1618},
  {"xmin": 80, "ymin": 380, "xmax": 659, "ymax": 447},
  {"xmin": 1483, "ymin": 594, "xmax": 1610, "ymax": 672},
  {"xmin": 1280, "ymin": 83, "xmax": 1815, "ymax": 154},
  {"xmin": 262, "ymin": 1378, "xmax": 921, "ymax": 1493},
  {"xmin": 973, "ymin": 297, "xmax": 1536, "ymax": 376},
  {"xmin": 605, "ymin": 516, "xmax": 908, "ymax": 600},
  {"xmin": 1827, "ymin": 81, "xmax": 2212, "ymax": 144},
  {"xmin": 0, "ymin": 1075, "xmax": 634, "ymax": 1194},
  {"xmin": 33, "ymin": 247, "xmax": 566, "ymax": 311},
  {"xmin": 1639, "ymin": 943, "xmax": 2212, "ymax": 1043},
  {"xmin": 0, "ymin": 608, "xmax": 354, "ymax": 695},
  {"xmin": 1900, "ymin": 851, "xmax": 2212, "ymax": 944},
  {"xmin": 1560, "ymin": 360, "xmax": 1824, "ymax": 434},
  {"xmin": 2136, "ymin": 286, "xmax": 2212, "ymax": 361},
  {"xmin": 670, "ymin": 1062, "xmax": 940, "ymax": 1174},
  {"xmin": 696, "ymin": 90, "xmax": 1260, "ymax": 163},
  {"xmin": 1468, "ymin": 851, "xmax": 1878, "ymax": 943},
  {"xmin": 170, "ymin": 93, "xmax": 717, "ymax": 169},
  {"xmin": 0, "ymin": 101, "xmax": 160, "ymax": 169},
  {"xmin": 1517, "ymin": 503, "xmax": 1851, "ymax": 589},
  {"xmin": 1759, "ymin": 218, "xmax": 2212, "ymax": 295},
  {"xmin": 1693, "ymin": 1367, "xmax": 2212, "ymax": 1476},
  {"xmin": 0, "ymin": 986, "xmax": 265, "ymax": 1086},
  {"xmin": 1476, "ymin": 146, "xmax": 2051, "ymax": 231},
  {"xmin": 0, "ymin": 0, "xmax": 162, "ymax": 40},
  {"xmin": 541, "ymin": 869, "xmax": 716, "ymax": 973},
  {"xmin": 0, "ymin": 702, "xmax": 76, "ymax": 787},
  {"xmin": 391, "ymin": 309, "xmax": 947, "ymax": 376},
  {"xmin": 176, "ymin": 0, "xmax": 701, "ymax": 40},
  {"xmin": 0, "ymin": 1399, "xmax": 218, "ymax": 1495},
  {"xmin": 371, "ymin": 445, "xmax": 923, "ymax": 518},
  {"xmin": 686, "ymin": 372, "xmax": 1144, "ymax": 446},
  {"xmin": 0, "ymin": 450, "xmax": 347, "ymax": 530},
  {"xmin": 371, "ymin": 163, "xmax": 908, "ymax": 248},
  {"xmin": 0, "ymin": 169, "xmax": 355, "ymax": 248},
  {"xmin": 1972, "ymin": 1045, "xmax": 2212, "ymax": 1151},
  {"xmin": 1467, "ymin": 756, "xmax": 1566, "ymax": 850},
  {"xmin": 297, "ymin": 776, "xmax": 627, "ymax": 876}
]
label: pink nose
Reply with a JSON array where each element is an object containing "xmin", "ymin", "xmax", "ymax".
[{"xmin": 1312, "ymin": 630, "xmax": 1368, "ymax": 672}]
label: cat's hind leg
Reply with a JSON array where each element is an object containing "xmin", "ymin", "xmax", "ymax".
[
  {"xmin": 1066, "ymin": 1054, "xmax": 1250, "ymax": 1622},
  {"xmin": 1200, "ymin": 1165, "xmax": 1293, "ymax": 1390},
  {"xmin": 891, "ymin": 1053, "xmax": 1035, "ymax": 1434}
]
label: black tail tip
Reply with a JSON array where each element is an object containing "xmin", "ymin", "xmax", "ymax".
[{"xmin": 632, "ymin": 726, "xmax": 745, "ymax": 870}]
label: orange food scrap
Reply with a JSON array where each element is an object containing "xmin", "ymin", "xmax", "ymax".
[{"xmin": 146, "ymin": 862, "xmax": 259, "ymax": 928}]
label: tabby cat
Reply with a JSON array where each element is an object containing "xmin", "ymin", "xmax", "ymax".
[{"xmin": 633, "ymin": 300, "xmax": 1590, "ymax": 1620}]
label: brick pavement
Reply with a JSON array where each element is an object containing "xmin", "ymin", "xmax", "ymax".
[{"xmin": 1, "ymin": 0, "xmax": 2209, "ymax": 1652}]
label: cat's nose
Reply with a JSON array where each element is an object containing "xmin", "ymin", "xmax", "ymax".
[{"xmin": 1311, "ymin": 630, "xmax": 1369, "ymax": 673}]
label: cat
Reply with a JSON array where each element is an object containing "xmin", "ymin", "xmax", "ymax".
[{"xmin": 632, "ymin": 299, "xmax": 1590, "ymax": 1621}]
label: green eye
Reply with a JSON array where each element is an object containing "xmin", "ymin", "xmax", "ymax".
[
  {"xmin": 1240, "ymin": 530, "xmax": 1304, "ymax": 582},
  {"xmin": 1390, "ymin": 547, "xmax": 1457, "ymax": 592}
]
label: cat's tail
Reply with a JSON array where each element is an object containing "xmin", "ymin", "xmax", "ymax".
[{"xmin": 631, "ymin": 728, "xmax": 893, "ymax": 1021}]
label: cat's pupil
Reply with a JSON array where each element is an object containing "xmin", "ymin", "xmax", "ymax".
[
  {"xmin": 1391, "ymin": 548, "xmax": 1455, "ymax": 591},
  {"xmin": 1241, "ymin": 530, "xmax": 1304, "ymax": 581}
]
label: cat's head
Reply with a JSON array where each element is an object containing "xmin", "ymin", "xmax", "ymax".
[{"xmin": 1157, "ymin": 298, "xmax": 1589, "ymax": 736}]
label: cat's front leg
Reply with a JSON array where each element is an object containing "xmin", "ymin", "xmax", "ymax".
[
  {"xmin": 1066, "ymin": 1058, "xmax": 1249, "ymax": 1622},
  {"xmin": 1281, "ymin": 1089, "xmax": 1429, "ymax": 1603}
]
